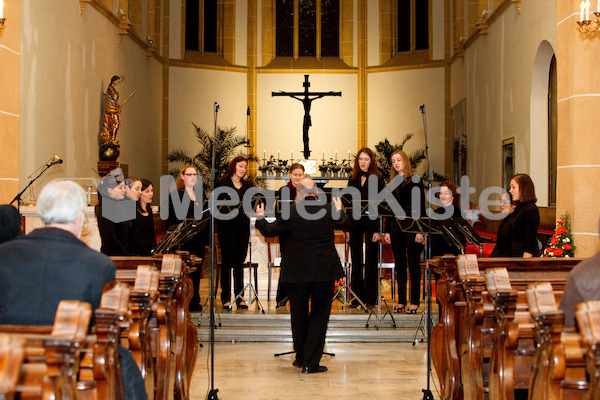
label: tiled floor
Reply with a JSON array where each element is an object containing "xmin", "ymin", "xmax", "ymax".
[
  {"xmin": 190, "ymin": 342, "xmax": 440, "ymax": 400},
  {"xmin": 191, "ymin": 252, "xmax": 440, "ymax": 399}
]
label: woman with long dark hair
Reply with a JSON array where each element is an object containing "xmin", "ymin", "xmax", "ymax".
[
  {"xmin": 346, "ymin": 148, "xmax": 385, "ymax": 309},
  {"xmin": 130, "ymin": 178, "xmax": 157, "ymax": 256},
  {"xmin": 383, "ymin": 150, "xmax": 424, "ymax": 314},
  {"xmin": 217, "ymin": 156, "xmax": 253, "ymax": 309},
  {"xmin": 493, "ymin": 173, "xmax": 540, "ymax": 257}
]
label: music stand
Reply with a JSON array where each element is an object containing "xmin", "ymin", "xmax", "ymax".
[{"xmin": 342, "ymin": 199, "xmax": 397, "ymax": 328}]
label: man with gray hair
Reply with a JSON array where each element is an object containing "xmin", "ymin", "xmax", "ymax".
[
  {"xmin": 256, "ymin": 178, "xmax": 349, "ymax": 373},
  {"xmin": 559, "ymin": 216, "xmax": 600, "ymax": 327},
  {"xmin": 0, "ymin": 179, "xmax": 147, "ymax": 400}
]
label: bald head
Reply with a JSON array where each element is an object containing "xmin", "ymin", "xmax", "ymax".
[{"xmin": 296, "ymin": 178, "xmax": 317, "ymax": 200}]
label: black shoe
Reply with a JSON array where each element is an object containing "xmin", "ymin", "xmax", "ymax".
[
  {"xmin": 302, "ymin": 365, "xmax": 328, "ymax": 374},
  {"xmin": 276, "ymin": 297, "xmax": 289, "ymax": 308},
  {"xmin": 237, "ymin": 301, "xmax": 249, "ymax": 309},
  {"xmin": 347, "ymin": 303, "xmax": 360, "ymax": 309},
  {"xmin": 292, "ymin": 360, "xmax": 301, "ymax": 368}
]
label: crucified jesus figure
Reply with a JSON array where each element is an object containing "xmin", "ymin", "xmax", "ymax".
[{"xmin": 272, "ymin": 75, "xmax": 341, "ymax": 159}]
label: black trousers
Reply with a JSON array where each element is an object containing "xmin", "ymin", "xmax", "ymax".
[
  {"xmin": 218, "ymin": 226, "xmax": 250, "ymax": 304},
  {"xmin": 349, "ymin": 226, "xmax": 379, "ymax": 305},
  {"xmin": 390, "ymin": 228, "xmax": 423, "ymax": 306},
  {"xmin": 287, "ymin": 281, "xmax": 335, "ymax": 368},
  {"xmin": 118, "ymin": 344, "xmax": 147, "ymax": 400}
]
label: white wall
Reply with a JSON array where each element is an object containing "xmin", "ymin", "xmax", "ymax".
[
  {"xmin": 168, "ymin": 67, "xmax": 248, "ymax": 161},
  {"xmin": 257, "ymin": 73, "xmax": 358, "ymax": 166},
  {"xmin": 449, "ymin": 0, "xmax": 557, "ymax": 201},
  {"xmin": 367, "ymin": 68, "xmax": 446, "ymax": 177},
  {"xmin": 20, "ymin": 0, "xmax": 163, "ymax": 193}
]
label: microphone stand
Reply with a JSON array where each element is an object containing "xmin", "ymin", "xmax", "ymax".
[
  {"xmin": 10, "ymin": 163, "xmax": 54, "ymax": 214},
  {"xmin": 207, "ymin": 101, "xmax": 220, "ymax": 400},
  {"xmin": 418, "ymin": 104, "xmax": 435, "ymax": 400}
]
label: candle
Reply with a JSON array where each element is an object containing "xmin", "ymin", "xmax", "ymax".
[
  {"xmin": 597, "ymin": 0, "xmax": 600, "ymax": 12},
  {"xmin": 581, "ymin": 1, "xmax": 585, "ymax": 21},
  {"xmin": 348, "ymin": 150, "xmax": 351, "ymax": 160},
  {"xmin": 322, "ymin": 151, "xmax": 325, "ymax": 159},
  {"xmin": 0, "ymin": 1, "xmax": 4, "ymax": 19},
  {"xmin": 586, "ymin": 0, "xmax": 591, "ymax": 21},
  {"xmin": 335, "ymin": 150, "xmax": 338, "ymax": 158},
  {"xmin": 278, "ymin": 150, "xmax": 280, "ymax": 159},
  {"xmin": 263, "ymin": 150, "xmax": 266, "ymax": 159},
  {"xmin": 291, "ymin": 150, "xmax": 293, "ymax": 160}
]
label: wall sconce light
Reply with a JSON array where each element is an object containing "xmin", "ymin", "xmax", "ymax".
[
  {"xmin": 577, "ymin": 0, "xmax": 600, "ymax": 35},
  {"xmin": 0, "ymin": 0, "xmax": 6, "ymax": 37}
]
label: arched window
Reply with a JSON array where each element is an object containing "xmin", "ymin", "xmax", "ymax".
[
  {"xmin": 548, "ymin": 55, "xmax": 557, "ymax": 205},
  {"xmin": 275, "ymin": 0, "xmax": 339, "ymax": 58}
]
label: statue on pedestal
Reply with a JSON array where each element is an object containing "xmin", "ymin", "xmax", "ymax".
[{"xmin": 99, "ymin": 75, "xmax": 134, "ymax": 161}]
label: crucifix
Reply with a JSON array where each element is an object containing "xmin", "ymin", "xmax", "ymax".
[{"xmin": 272, "ymin": 75, "xmax": 341, "ymax": 159}]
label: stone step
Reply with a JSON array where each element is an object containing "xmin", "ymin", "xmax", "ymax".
[{"xmin": 192, "ymin": 311, "xmax": 436, "ymax": 343}]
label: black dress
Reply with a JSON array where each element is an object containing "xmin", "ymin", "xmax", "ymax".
[
  {"xmin": 492, "ymin": 201, "xmax": 540, "ymax": 257},
  {"xmin": 216, "ymin": 178, "xmax": 253, "ymax": 305},
  {"xmin": 130, "ymin": 206, "xmax": 157, "ymax": 256},
  {"xmin": 346, "ymin": 173, "xmax": 385, "ymax": 307},
  {"xmin": 490, "ymin": 213, "xmax": 513, "ymax": 257},
  {"xmin": 385, "ymin": 177, "xmax": 425, "ymax": 307},
  {"xmin": 96, "ymin": 196, "xmax": 133, "ymax": 256},
  {"xmin": 430, "ymin": 205, "xmax": 466, "ymax": 257},
  {"xmin": 165, "ymin": 188, "xmax": 208, "ymax": 311}
]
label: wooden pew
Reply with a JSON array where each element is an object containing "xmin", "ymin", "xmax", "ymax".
[
  {"xmin": 0, "ymin": 300, "xmax": 93, "ymax": 400},
  {"xmin": 431, "ymin": 255, "xmax": 583, "ymax": 400},
  {"xmin": 526, "ymin": 282, "xmax": 588, "ymax": 400},
  {"xmin": 111, "ymin": 252, "xmax": 199, "ymax": 400},
  {"xmin": 575, "ymin": 301, "xmax": 600, "ymax": 400},
  {"xmin": 0, "ymin": 334, "xmax": 25, "ymax": 398}
]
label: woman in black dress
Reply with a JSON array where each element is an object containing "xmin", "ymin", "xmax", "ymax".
[
  {"xmin": 493, "ymin": 173, "xmax": 540, "ymax": 257},
  {"xmin": 346, "ymin": 147, "xmax": 385, "ymax": 309},
  {"xmin": 430, "ymin": 180, "xmax": 465, "ymax": 257},
  {"xmin": 96, "ymin": 174, "xmax": 131, "ymax": 255},
  {"xmin": 383, "ymin": 150, "xmax": 425, "ymax": 314},
  {"xmin": 490, "ymin": 191, "xmax": 514, "ymax": 257},
  {"xmin": 217, "ymin": 156, "xmax": 253, "ymax": 309},
  {"xmin": 130, "ymin": 178, "xmax": 157, "ymax": 256},
  {"xmin": 275, "ymin": 163, "xmax": 305, "ymax": 307},
  {"xmin": 166, "ymin": 165, "xmax": 207, "ymax": 311}
]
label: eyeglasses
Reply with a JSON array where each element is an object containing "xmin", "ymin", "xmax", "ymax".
[{"xmin": 184, "ymin": 173, "xmax": 198, "ymax": 177}]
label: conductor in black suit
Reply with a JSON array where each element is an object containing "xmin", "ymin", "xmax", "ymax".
[{"xmin": 256, "ymin": 178, "xmax": 349, "ymax": 373}]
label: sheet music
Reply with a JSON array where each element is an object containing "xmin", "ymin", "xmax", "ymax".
[{"xmin": 492, "ymin": 267, "xmax": 512, "ymax": 291}]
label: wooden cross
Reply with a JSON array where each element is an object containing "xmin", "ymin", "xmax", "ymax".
[{"xmin": 272, "ymin": 75, "xmax": 341, "ymax": 159}]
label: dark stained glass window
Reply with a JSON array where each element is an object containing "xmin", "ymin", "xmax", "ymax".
[
  {"xmin": 397, "ymin": 0, "xmax": 410, "ymax": 52},
  {"xmin": 321, "ymin": 0, "xmax": 339, "ymax": 57},
  {"xmin": 276, "ymin": 0, "xmax": 294, "ymax": 56},
  {"xmin": 185, "ymin": 0, "xmax": 200, "ymax": 51},
  {"xmin": 204, "ymin": 0, "xmax": 217, "ymax": 53},
  {"xmin": 415, "ymin": 0, "xmax": 429, "ymax": 50},
  {"xmin": 298, "ymin": 1, "xmax": 316, "ymax": 56}
]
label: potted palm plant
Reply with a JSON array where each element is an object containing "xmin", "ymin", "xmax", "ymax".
[{"xmin": 167, "ymin": 123, "xmax": 259, "ymax": 195}]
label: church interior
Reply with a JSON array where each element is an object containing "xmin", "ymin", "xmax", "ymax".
[{"xmin": 1, "ymin": 0, "xmax": 600, "ymax": 399}]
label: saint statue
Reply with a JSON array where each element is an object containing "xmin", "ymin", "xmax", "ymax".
[{"xmin": 100, "ymin": 75, "xmax": 123, "ymax": 146}]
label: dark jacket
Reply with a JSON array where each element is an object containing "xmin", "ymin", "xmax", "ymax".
[
  {"xmin": 256, "ymin": 200, "xmax": 350, "ymax": 283},
  {"xmin": 0, "ymin": 227, "xmax": 116, "ymax": 325},
  {"xmin": 130, "ymin": 206, "xmax": 157, "ymax": 256},
  {"xmin": 384, "ymin": 176, "xmax": 425, "ymax": 233},
  {"xmin": 346, "ymin": 174, "xmax": 385, "ymax": 230},
  {"xmin": 496, "ymin": 201, "xmax": 540, "ymax": 257},
  {"xmin": 96, "ymin": 197, "xmax": 132, "ymax": 255}
]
